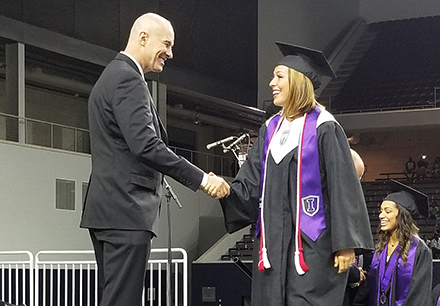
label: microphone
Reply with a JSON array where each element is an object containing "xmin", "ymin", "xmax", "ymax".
[
  {"xmin": 164, "ymin": 178, "xmax": 183, "ymax": 209},
  {"xmin": 224, "ymin": 133, "xmax": 248, "ymax": 152},
  {"xmin": 206, "ymin": 136, "xmax": 235, "ymax": 150}
]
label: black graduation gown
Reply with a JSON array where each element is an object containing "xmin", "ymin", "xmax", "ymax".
[
  {"xmin": 431, "ymin": 283, "xmax": 440, "ymax": 306},
  {"xmin": 369, "ymin": 238, "xmax": 432, "ymax": 306},
  {"xmin": 220, "ymin": 113, "xmax": 374, "ymax": 306}
]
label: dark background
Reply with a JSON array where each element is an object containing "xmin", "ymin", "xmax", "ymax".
[{"xmin": 1, "ymin": 0, "xmax": 258, "ymax": 106}]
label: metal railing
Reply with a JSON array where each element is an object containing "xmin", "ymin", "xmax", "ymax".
[
  {"xmin": 35, "ymin": 251, "xmax": 98, "ymax": 306},
  {"xmin": 434, "ymin": 87, "xmax": 440, "ymax": 108},
  {"xmin": 320, "ymin": 87, "xmax": 440, "ymax": 114},
  {"xmin": 146, "ymin": 248, "xmax": 188, "ymax": 306},
  {"xmin": 0, "ymin": 112, "xmax": 90, "ymax": 154},
  {"xmin": 0, "ymin": 251, "xmax": 34, "ymax": 306},
  {"xmin": 1, "ymin": 248, "xmax": 188, "ymax": 306},
  {"xmin": 0, "ymin": 112, "xmax": 237, "ymax": 176},
  {"xmin": 168, "ymin": 146, "xmax": 237, "ymax": 177}
]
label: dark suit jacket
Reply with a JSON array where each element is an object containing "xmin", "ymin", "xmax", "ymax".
[
  {"xmin": 80, "ymin": 53, "xmax": 204, "ymax": 236},
  {"xmin": 344, "ymin": 251, "xmax": 373, "ymax": 306}
]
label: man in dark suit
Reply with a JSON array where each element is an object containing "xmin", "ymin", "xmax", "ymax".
[
  {"xmin": 80, "ymin": 13, "xmax": 229, "ymax": 306},
  {"xmin": 343, "ymin": 149, "xmax": 372, "ymax": 306}
]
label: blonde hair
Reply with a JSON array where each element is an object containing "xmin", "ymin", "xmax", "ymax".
[{"xmin": 282, "ymin": 68, "xmax": 320, "ymax": 120}]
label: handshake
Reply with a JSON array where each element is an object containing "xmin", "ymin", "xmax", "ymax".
[{"xmin": 202, "ymin": 172, "xmax": 230, "ymax": 199}]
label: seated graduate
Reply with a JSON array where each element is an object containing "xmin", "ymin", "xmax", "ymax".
[
  {"xmin": 219, "ymin": 42, "xmax": 374, "ymax": 306},
  {"xmin": 432, "ymin": 283, "xmax": 440, "ymax": 306},
  {"xmin": 369, "ymin": 180, "xmax": 432, "ymax": 306}
]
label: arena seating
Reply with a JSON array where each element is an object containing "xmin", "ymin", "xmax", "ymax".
[{"xmin": 320, "ymin": 16, "xmax": 440, "ymax": 112}]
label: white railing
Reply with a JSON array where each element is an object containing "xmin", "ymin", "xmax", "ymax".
[
  {"xmin": 0, "ymin": 248, "xmax": 187, "ymax": 306},
  {"xmin": 35, "ymin": 250, "xmax": 98, "ymax": 306},
  {"xmin": 0, "ymin": 251, "xmax": 34, "ymax": 306},
  {"xmin": 145, "ymin": 248, "xmax": 188, "ymax": 306}
]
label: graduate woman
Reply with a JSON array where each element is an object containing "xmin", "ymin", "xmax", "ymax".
[
  {"xmin": 369, "ymin": 180, "xmax": 432, "ymax": 306},
  {"xmin": 219, "ymin": 42, "xmax": 374, "ymax": 306}
]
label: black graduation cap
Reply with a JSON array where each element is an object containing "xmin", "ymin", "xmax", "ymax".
[
  {"xmin": 275, "ymin": 41, "xmax": 336, "ymax": 90},
  {"xmin": 384, "ymin": 179, "xmax": 429, "ymax": 218}
]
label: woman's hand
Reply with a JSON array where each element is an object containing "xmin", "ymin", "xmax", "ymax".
[{"xmin": 334, "ymin": 248, "xmax": 355, "ymax": 273}]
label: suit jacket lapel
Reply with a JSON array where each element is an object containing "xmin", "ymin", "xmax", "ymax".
[
  {"xmin": 147, "ymin": 91, "xmax": 169, "ymax": 145},
  {"xmin": 156, "ymin": 111, "xmax": 169, "ymax": 144},
  {"xmin": 116, "ymin": 53, "xmax": 169, "ymax": 145}
]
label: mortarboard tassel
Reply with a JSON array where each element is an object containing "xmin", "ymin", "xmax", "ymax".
[
  {"xmin": 258, "ymin": 247, "xmax": 271, "ymax": 271},
  {"xmin": 294, "ymin": 244, "xmax": 309, "ymax": 275},
  {"xmin": 295, "ymin": 168, "xmax": 309, "ymax": 275},
  {"xmin": 258, "ymin": 218, "xmax": 271, "ymax": 271}
]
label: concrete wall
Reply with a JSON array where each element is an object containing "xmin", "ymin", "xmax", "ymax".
[
  {"xmin": 0, "ymin": 141, "xmax": 92, "ymax": 253},
  {"xmin": 0, "ymin": 141, "xmax": 225, "ymax": 263}
]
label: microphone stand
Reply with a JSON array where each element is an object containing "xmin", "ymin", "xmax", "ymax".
[
  {"xmin": 221, "ymin": 136, "xmax": 254, "ymax": 280},
  {"xmin": 222, "ymin": 134, "xmax": 249, "ymax": 169},
  {"xmin": 163, "ymin": 178, "xmax": 183, "ymax": 306},
  {"xmin": 232, "ymin": 256, "xmax": 252, "ymax": 280}
]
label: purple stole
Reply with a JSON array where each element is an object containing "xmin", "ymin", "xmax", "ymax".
[
  {"xmin": 297, "ymin": 107, "xmax": 326, "ymax": 241},
  {"xmin": 257, "ymin": 107, "xmax": 326, "ymax": 273},
  {"xmin": 370, "ymin": 236, "xmax": 419, "ymax": 306}
]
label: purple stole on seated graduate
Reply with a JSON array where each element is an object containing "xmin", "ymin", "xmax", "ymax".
[
  {"xmin": 257, "ymin": 107, "xmax": 326, "ymax": 274},
  {"xmin": 370, "ymin": 236, "xmax": 418, "ymax": 306}
]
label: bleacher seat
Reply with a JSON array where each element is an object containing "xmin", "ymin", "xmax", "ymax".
[{"xmin": 322, "ymin": 16, "xmax": 440, "ymax": 112}]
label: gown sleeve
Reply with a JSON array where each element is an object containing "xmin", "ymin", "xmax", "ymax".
[
  {"xmin": 219, "ymin": 125, "xmax": 265, "ymax": 233},
  {"xmin": 348, "ymin": 265, "xmax": 361, "ymax": 283},
  {"xmin": 318, "ymin": 122, "xmax": 374, "ymax": 253},
  {"xmin": 401, "ymin": 242, "xmax": 432, "ymax": 306}
]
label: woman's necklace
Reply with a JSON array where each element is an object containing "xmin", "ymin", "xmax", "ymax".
[
  {"xmin": 387, "ymin": 239, "xmax": 399, "ymax": 258},
  {"xmin": 389, "ymin": 233, "xmax": 399, "ymax": 248}
]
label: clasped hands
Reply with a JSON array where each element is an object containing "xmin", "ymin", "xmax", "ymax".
[{"xmin": 202, "ymin": 172, "xmax": 230, "ymax": 199}]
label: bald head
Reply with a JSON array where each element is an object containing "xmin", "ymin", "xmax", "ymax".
[
  {"xmin": 124, "ymin": 13, "xmax": 174, "ymax": 73},
  {"xmin": 351, "ymin": 149, "xmax": 365, "ymax": 180},
  {"xmin": 128, "ymin": 13, "xmax": 172, "ymax": 43}
]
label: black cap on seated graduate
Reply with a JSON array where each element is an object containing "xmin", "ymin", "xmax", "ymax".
[
  {"xmin": 275, "ymin": 41, "xmax": 336, "ymax": 90},
  {"xmin": 384, "ymin": 179, "xmax": 429, "ymax": 218}
]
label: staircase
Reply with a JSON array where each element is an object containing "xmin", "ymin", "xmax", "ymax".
[{"xmin": 319, "ymin": 30, "xmax": 378, "ymax": 110}]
